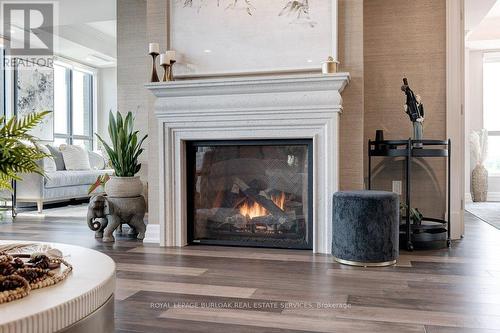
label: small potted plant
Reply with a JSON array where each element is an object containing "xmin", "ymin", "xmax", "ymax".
[
  {"xmin": 400, "ymin": 203, "xmax": 424, "ymax": 226},
  {"xmin": 95, "ymin": 111, "xmax": 147, "ymax": 198}
]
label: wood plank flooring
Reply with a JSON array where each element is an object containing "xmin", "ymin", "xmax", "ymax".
[{"xmin": 1, "ymin": 210, "xmax": 500, "ymax": 332}]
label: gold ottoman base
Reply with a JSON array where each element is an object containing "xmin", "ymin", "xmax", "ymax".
[{"xmin": 333, "ymin": 256, "xmax": 397, "ymax": 267}]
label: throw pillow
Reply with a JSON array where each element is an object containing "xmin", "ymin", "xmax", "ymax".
[
  {"xmin": 88, "ymin": 151, "xmax": 107, "ymax": 170},
  {"xmin": 47, "ymin": 145, "xmax": 66, "ymax": 170},
  {"xmin": 38, "ymin": 145, "xmax": 57, "ymax": 172},
  {"xmin": 59, "ymin": 144, "xmax": 91, "ymax": 170}
]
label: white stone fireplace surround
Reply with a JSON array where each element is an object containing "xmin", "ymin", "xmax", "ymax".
[{"xmin": 146, "ymin": 73, "xmax": 350, "ymax": 254}]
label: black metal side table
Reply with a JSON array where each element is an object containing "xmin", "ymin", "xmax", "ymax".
[{"xmin": 368, "ymin": 139, "xmax": 451, "ymax": 251}]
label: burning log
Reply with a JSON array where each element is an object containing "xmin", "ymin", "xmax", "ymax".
[
  {"xmin": 284, "ymin": 200, "xmax": 303, "ymax": 216},
  {"xmin": 233, "ymin": 177, "xmax": 288, "ymax": 220},
  {"xmin": 250, "ymin": 215, "xmax": 281, "ymax": 225},
  {"xmin": 224, "ymin": 214, "xmax": 249, "ymax": 229},
  {"xmin": 246, "ymin": 215, "xmax": 295, "ymax": 234}
]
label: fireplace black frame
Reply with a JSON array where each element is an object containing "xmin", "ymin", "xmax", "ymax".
[{"xmin": 186, "ymin": 139, "xmax": 314, "ymax": 249}]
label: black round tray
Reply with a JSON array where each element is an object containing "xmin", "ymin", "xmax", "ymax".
[{"xmin": 400, "ymin": 219, "xmax": 448, "ymax": 249}]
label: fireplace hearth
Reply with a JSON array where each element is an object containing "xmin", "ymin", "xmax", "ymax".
[{"xmin": 187, "ymin": 140, "xmax": 313, "ymax": 249}]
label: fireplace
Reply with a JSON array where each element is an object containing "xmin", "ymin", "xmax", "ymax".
[
  {"xmin": 146, "ymin": 73, "xmax": 350, "ymax": 253},
  {"xmin": 186, "ymin": 140, "xmax": 313, "ymax": 249}
]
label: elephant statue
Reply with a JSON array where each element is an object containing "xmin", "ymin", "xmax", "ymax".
[{"xmin": 87, "ymin": 194, "xmax": 147, "ymax": 242}]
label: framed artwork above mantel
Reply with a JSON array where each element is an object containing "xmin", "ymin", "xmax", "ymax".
[{"xmin": 169, "ymin": 0, "xmax": 338, "ymax": 77}]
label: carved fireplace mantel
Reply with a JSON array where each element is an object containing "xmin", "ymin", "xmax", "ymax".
[{"xmin": 146, "ymin": 73, "xmax": 350, "ymax": 254}]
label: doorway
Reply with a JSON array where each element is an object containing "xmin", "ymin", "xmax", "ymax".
[{"xmin": 464, "ymin": 0, "xmax": 500, "ymax": 230}]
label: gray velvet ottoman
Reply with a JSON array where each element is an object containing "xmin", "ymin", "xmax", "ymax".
[{"xmin": 332, "ymin": 191, "xmax": 399, "ymax": 266}]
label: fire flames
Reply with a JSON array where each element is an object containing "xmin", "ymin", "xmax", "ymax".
[{"xmin": 238, "ymin": 192, "xmax": 286, "ymax": 219}]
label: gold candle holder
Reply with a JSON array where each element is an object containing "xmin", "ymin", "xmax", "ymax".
[
  {"xmin": 149, "ymin": 52, "xmax": 160, "ymax": 82},
  {"xmin": 161, "ymin": 63, "xmax": 170, "ymax": 82},
  {"xmin": 167, "ymin": 60, "xmax": 176, "ymax": 81},
  {"xmin": 322, "ymin": 56, "xmax": 339, "ymax": 74}
]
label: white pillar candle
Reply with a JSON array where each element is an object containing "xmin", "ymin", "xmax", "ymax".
[
  {"xmin": 160, "ymin": 54, "xmax": 168, "ymax": 65},
  {"xmin": 149, "ymin": 43, "xmax": 160, "ymax": 54},
  {"xmin": 166, "ymin": 50, "xmax": 176, "ymax": 62}
]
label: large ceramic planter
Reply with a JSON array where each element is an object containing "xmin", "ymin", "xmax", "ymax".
[
  {"xmin": 104, "ymin": 176, "xmax": 143, "ymax": 198},
  {"xmin": 471, "ymin": 164, "xmax": 488, "ymax": 202}
]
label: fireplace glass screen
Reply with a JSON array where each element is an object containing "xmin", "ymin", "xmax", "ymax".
[{"xmin": 187, "ymin": 140, "xmax": 313, "ymax": 249}]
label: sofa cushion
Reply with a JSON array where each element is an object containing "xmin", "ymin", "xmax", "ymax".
[
  {"xmin": 44, "ymin": 169, "xmax": 114, "ymax": 189},
  {"xmin": 47, "ymin": 145, "xmax": 66, "ymax": 170}
]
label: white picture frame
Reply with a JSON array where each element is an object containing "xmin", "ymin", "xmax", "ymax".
[{"xmin": 169, "ymin": 0, "xmax": 338, "ymax": 78}]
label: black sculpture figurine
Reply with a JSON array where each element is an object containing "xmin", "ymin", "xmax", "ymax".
[{"xmin": 401, "ymin": 78, "xmax": 425, "ymax": 148}]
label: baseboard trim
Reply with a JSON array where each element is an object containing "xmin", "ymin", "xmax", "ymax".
[
  {"xmin": 143, "ymin": 224, "xmax": 160, "ymax": 244},
  {"xmin": 488, "ymin": 192, "xmax": 500, "ymax": 202},
  {"xmin": 466, "ymin": 192, "xmax": 500, "ymax": 203},
  {"xmin": 450, "ymin": 210, "xmax": 464, "ymax": 239}
]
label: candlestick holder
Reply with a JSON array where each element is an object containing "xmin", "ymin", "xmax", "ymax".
[
  {"xmin": 161, "ymin": 63, "xmax": 170, "ymax": 82},
  {"xmin": 167, "ymin": 60, "xmax": 176, "ymax": 81},
  {"xmin": 149, "ymin": 52, "xmax": 160, "ymax": 82}
]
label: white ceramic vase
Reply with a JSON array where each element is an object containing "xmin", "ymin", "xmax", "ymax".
[
  {"xmin": 105, "ymin": 176, "xmax": 143, "ymax": 198},
  {"xmin": 471, "ymin": 164, "xmax": 488, "ymax": 202}
]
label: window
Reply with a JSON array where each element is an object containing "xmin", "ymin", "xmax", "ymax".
[
  {"xmin": 483, "ymin": 53, "xmax": 500, "ymax": 174},
  {"xmin": 54, "ymin": 62, "xmax": 94, "ymax": 150}
]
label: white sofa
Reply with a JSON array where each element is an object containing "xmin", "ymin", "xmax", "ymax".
[{"xmin": 16, "ymin": 148, "xmax": 113, "ymax": 213}]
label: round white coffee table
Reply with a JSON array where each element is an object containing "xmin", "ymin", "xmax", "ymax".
[{"xmin": 0, "ymin": 241, "xmax": 116, "ymax": 333}]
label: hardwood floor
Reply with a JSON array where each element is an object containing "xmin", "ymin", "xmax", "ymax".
[{"xmin": 1, "ymin": 210, "xmax": 500, "ymax": 332}]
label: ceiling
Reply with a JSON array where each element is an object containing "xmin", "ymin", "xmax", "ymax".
[
  {"xmin": 465, "ymin": 0, "xmax": 497, "ymax": 32},
  {"xmin": 466, "ymin": 0, "xmax": 500, "ymax": 50},
  {"xmin": 2, "ymin": 0, "xmax": 117, "ymax": 68}
]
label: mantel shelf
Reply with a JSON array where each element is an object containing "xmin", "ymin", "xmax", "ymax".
[{"xmin": 145, "ymin": 73, "xmax": 350, "ymax": 98}]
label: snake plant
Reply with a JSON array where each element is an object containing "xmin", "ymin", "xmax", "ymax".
[
  {"xmin": 0, "ymin": 111, "xmax": 51, "ymax": 191},
  {"xmin": 95, "ymin": 111, "xmax": 148, "ymax": 177}
]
